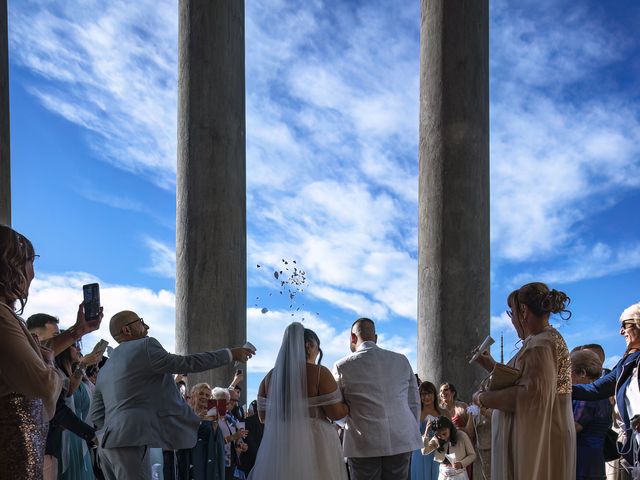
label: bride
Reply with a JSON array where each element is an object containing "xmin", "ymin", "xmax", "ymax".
[{"xmin": 248, "ymin": 322, "xmax": 349, "ymax": 480}]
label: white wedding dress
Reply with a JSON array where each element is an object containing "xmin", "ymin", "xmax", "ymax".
[{"xmin": 248, "ymin": 323, "xmax": 348, "ymax": 480}]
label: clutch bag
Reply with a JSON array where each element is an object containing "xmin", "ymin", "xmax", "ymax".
[{"xmin": 487, "ymin": 363, "xmax": 521, "ymax": 390}]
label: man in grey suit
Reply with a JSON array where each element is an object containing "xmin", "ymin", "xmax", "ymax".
[
  {"xmin": 90, "ymin": 310, "xmax": 255, "ymax": 480},
  {"xmin": 333, "ymin": 318, "xmax": 422, "ymax": 480}
]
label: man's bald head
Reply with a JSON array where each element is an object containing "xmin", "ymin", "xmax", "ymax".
[
  {"xmin": 110, "ymin": 310, "xmax": 148, "ymax": 343},
  {"xmin": 350, "ymin": 317, "xmax": 377, "ymax": 352}
]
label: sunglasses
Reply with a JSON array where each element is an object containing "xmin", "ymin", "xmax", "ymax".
[{"xmin": 124, "ymin": 317, "xmax": 146, "ymax": 327}]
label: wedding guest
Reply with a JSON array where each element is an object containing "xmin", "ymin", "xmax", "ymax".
[
  {"xmin": 56, "ymin": 339, "xmax": 101, "ymax": 480},
  {"xmin": 472, "ymin": 282, "xmax": 576, "ymax": 479},
  {"xmin": 464, "ymin": 403, "xmax": 492, "ymax": 480},
  {"xmin": 26, "ymin": 317, "xmax": 98, "ymax": 480},
  {"xmin": 241, "ymin": 400, "xmax": 263, "ymax": 475},
  {"xmin": 422, "ymin": 416, "xmax": 476, "ymax": 480},
  {"xmin": 439, "ymin": 383, "xmax": 471, "ymax": 479},
  {"xmin": 411, "ymin": 381, "xmax": 442, "ymax": 480},
  {"xmin": 216, "ymin": 387, "xmax": 248, "ymax": 480},
  {"xmin": 571, "ymin": 349, "xmax": 612, "ymax": 480},
  {"xmin": 0, "ymin": 225, "xmax": 63, "ymax": 477},
  {"xmin": 573, "ymin": 302, "xmax": 640, "ymax": 472},
  {"xmin": 27, "ymin": 312, "xmax": 61, "ymax": 341},
  {"xmin": 90, "ymin": 310, "xmax": 255, "ymax": 480},
  {"xmin": 176, "ymin": 383, "xmax": 225, "ymax": 480}
]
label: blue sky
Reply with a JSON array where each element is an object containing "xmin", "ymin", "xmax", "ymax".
[{"xmin": 7, "ymin": 0, "xmax": 640, "ymax": 401}]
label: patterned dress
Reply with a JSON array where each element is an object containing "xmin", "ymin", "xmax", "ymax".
[{"xmin": 492, "ymin": 326, "xmax": 576, "ymax": 480}]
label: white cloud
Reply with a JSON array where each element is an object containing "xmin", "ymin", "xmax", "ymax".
[
  {"xmin": 23, "ymin": 272, "xmax": 177, "ymax": 353},
  {"xmin": 10, "ymin": 0, "xmax": 178, "ymax": 188},
  {"xmin": 512, "ymin": 242, "xmax": 640, "ymax": 286},
  {"xmin": 144, "ymin": 238, "xmax": 176, "ymax": 278},
  {"xmin": 247, "ymin": 307, "xmax": 415, "ymax": 375},
  {"xmin": 490, "ymin": 0, "xmax": 640, "ymax": 263}
]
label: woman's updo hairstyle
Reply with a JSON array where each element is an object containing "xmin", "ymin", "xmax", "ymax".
[
  {"xmin": 304, "ymin": 328, "xmax": 323, "ymax": 365},
  {"xmin": 508, "ymin": 282, "xmax": 571, "ymax": 320},
  {"xmin": 0, "ymin": 225, "xmax": 35, "ymax": 314}
]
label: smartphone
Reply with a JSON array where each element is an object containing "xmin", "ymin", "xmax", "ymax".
[
  {"xmin": 91, "ymin": 339, "xmax": 109, "ymax": 357},
  {"xmin": 82, "ymin": 283, "xmax": 101, "ymax": 321}
]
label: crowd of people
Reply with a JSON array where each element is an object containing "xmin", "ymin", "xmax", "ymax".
[{"xmin": 1, "ymin": 222, "xmax": 640, "ymax": 480}]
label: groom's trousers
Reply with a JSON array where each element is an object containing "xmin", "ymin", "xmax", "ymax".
[{"xmin": 347, "ymin": 451, "xmax": 412, "ymax": 480}]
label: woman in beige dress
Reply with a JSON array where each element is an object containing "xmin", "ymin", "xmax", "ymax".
[{"xmin": 472, "ymin": 282, "xmax": 576, "ymax": 480}]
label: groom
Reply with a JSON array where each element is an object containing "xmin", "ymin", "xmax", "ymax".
[{"xmin": 333, "ymin": 317, "xmax": 422, "ymax": 480}]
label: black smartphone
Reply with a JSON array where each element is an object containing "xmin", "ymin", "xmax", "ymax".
[{"xmin": 82, "ymin": 283, "xmax": 101, "ymax": 320}]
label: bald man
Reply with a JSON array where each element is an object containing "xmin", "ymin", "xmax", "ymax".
[{"xmin": 90, "ymin": 310, "xmax": 254, "ymax": 480}]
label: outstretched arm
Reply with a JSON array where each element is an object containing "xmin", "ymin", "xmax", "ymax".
[{"xmin": 146, "ymin": 337, "xmax": 254, "ymax": 374}]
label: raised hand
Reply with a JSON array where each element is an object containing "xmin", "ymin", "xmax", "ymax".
[
  {"xmin": 231, "ymin": 347, "xmax": 255, "ymax": 363},
  {"xmin": 73, "ymin": 302, "xmax": 104, "ymax": 337}
]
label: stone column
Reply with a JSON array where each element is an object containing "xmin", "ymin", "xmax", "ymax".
[
  {"xmin": 417, "ymin": 0, "xmax": 490, "ymax": 399},
  {"xmin": 0, "ymin": 0, "xmax": 10, "ymax": 226},
  {"xmin": 176, "ymin": 0, "xmax": 246, "ymax": 390}
]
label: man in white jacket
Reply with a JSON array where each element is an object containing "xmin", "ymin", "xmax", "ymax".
[{"xmin": 333, "ymin": 317, "xmax": 422, "ymax": 480}]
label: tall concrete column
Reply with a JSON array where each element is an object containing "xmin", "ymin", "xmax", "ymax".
[
  {"xmin": 176, "ymin": 0, "xmax": 246, "ymax": 390},
  {"xmin": 417, "ymin": 0, "xmax": 490, "ymax": 399},
  {"xmin": 0, "ymin": 0, "xmax": 10, "ymax": 226}
]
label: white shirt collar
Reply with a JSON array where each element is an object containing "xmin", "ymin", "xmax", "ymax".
[{"xmin": 357, "ymin": 341, "xmax": 377, "ymax": 352}]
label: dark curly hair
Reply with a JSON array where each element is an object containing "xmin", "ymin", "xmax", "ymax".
[
  {"xmin": 508, "ymin": 282, "xmax": 571, "ymax": 320},
  {"xmin": 431, "ymin": 415, "xmax": 458, "ymax": 447},
  {"xmin": 0, "ymin": 225, "xmax": 35, "ymax": 314}
]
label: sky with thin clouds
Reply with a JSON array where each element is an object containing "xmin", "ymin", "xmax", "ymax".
[{"xmin": 8, "ymin": 0, "xmax": 640, "ymax": 401}]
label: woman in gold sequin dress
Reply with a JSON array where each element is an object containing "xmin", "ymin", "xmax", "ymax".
[
  {"xmin": 0, "ymin": 225, "xmax": 63, "ymax": 478},
  {"xmin": 472, "ymin": 282, "xmax": 576, "ymax": 480}
]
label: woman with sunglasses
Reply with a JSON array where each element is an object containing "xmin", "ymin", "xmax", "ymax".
[
  {"xmin": 0, "ymin": 225, "xmax": 63, "ymax": 477},
  {"xmin": 572, "ymin": 302, "xmax": 640, "ymax": 475}
]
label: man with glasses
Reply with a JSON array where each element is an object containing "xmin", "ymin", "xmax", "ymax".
[{"xmin": 90, "ymin": 310, "xmax": 255, "ymax": 480}]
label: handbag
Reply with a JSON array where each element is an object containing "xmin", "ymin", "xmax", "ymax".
[
  {"xmin": 487, "ymin": 363, "xmax": 521, "ymax": 391},
  {"xmin": 603, "ymin": 428, "xmax": 620, "ymax": 462}
]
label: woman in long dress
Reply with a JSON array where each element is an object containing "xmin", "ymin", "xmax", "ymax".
[
  {"xmin": 412, "ymin": 381, "xmax": 443, "ymax": 480},
  {"xmin": 249, "ymin": 323, "xmax": 349, "ymax": 480},
  {"xmin": 472, "ymin": 282, "xmax": 576, "ymax": 480}
]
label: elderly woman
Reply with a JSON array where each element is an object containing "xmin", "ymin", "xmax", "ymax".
[
  {"xmin": 572, "ymin": 302, "xmax": 640, "ymax": 472},
  {"xmin": 472, "ymin": 282, "xmax": 576, "ymax": 480},
  {"xmin": 422, "ymin": 416, "xmax": 476, "ymax": 480},
  {"xmin": 0, "ymin": 225, "xmax": 63, "ymax": 477},
  {"xmin": 571, "ymin": 349, "xmax": 612, "ymax": 480}
]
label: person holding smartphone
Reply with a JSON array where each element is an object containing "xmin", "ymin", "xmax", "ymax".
[
  {"xmin": 89, "ymin": 310, "xmax": 255, "ymax": 480},
  {"xmin": 0, "ymin": 225, "xmax": 64, "ymax": 478}
]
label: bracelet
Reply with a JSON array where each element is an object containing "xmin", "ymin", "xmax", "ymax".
[
  {"xmin": 73, "ymin": 367, "xmax": 86, "ymax": 377},
  {"xmin": 68, "ymin": 326, "xmax": 82, "ymax": 341}
]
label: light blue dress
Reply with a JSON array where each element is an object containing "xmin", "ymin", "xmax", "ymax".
[
  {"xmin": 60, "ymin": 382, "xmax": 95, "ymax": 480},
  {"xmin": 411, "ymin": 417, "xmax": 439, "ymax": 480}
]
